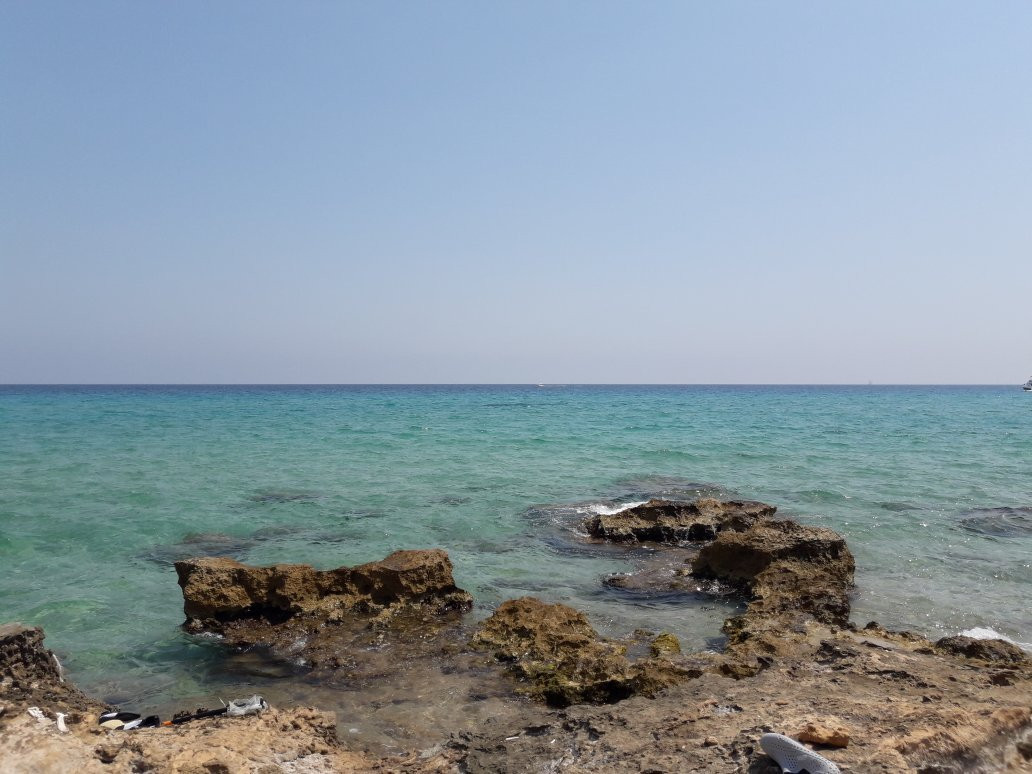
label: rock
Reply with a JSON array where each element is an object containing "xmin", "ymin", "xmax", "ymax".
[
  {"xmin": 692, "ymin": 519, "xmax": 854, "ymax": 627},
  {"xmin": 1017, "ymin": 739, "xmax": 1032, "ymax": 760},
  {"xmin": 693, "ymin": 519, "xmax": 853, "ymax": 587},
  {"xmin": 934, "ymin": 636, "xmax": 1029, "ymax": 665},
  {"xmin": 176, "ymin": 548, "xmax": 473, "ymax": 632},
  {"xmin": 798, "ymin": 719, "xmax": 851, "ymax": 748},
  {"xmin": 600, "ymin": 548, "xmax": 700, "ymax": 594},
  {"xmin": 0, "ymin": 623, "xmax": 98, "ymax": 713},
  {"xmin": 650, "ymin": 633, "xmax": 682, "ymax": 657},
  {"xmin": 1, "ymin": 624, "xmax": 61, "ymax": 685},
  {"xmin": 470, "ymin": 597, "xmax": 694, "ymax": 706},
  {"xmin": 471, "ymin": 597, "xmax": 635, "ymax": 706},
  {"xmin": 586, "ymin": 498, "xmax": 776, "ymax": 543},
  {"xmin": 703, "ymin": 736, "xmax": 719, "ymax": 746}
]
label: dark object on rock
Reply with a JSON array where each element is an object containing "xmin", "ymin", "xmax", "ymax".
[
  {"xmin": 176, "ymin": 548, "xmax": 473, "ymax": 633},
  {"xmin": 934, "ymin": 636, "xmax": 1029, "ymax": 665},
  {"xmin": 470, "ymin": 597, "xmax": 695, "ymax": 707},
  {"xmin": 586, "ymin": 498, "xmax": 776, "ymax": 544}
]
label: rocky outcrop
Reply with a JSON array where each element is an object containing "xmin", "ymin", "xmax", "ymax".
[
  {"xmin": 935, "ymin": 635, "xmax": 1030, "ymax": 665},
  {"xmin": 175, "ymin": 549, "xmax": 475, "ymax": 674},
  {"xmin": 692, "ymin": 519, "xmax": 853, "ymax": 590},
  {"xmin": 470, "ymin": 597, "xmax": 699, "ymax": 707},
  {"xmin": 444, "ymin": 620, "xmax": 1032, "ymax": 773},
  {"xmin": 0, "ymin": 701, "xmax": 376, "ymax": 774},
  {"xmin": 176, "ymin": 549, "xmax": 473, "ymax": 632},
  {"xmin": 586, "ymin": 498, "xmax": 776, "ymax": 543},
  {"xmin": 0, "ymin": 624, "xmax": 99, "ymax": 714},
  {"xmin": 693, "ymin": 519, "xmax": 854, "ymax": 627}
]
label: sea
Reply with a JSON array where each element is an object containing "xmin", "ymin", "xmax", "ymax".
[{"xmin": 1, "ymin": 385, "xmax": 1030, "ymax": 750}]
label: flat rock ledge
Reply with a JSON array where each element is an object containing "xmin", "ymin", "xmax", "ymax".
[{"xmin": 586, "ymin": 497, "xmax": 776, "ymax": 543}]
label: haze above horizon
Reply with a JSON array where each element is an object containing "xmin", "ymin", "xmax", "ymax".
[{"xmin": 2, "ymin": 2, "xmax": 1030, "ymax": 384}]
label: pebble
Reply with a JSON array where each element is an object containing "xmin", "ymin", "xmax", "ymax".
[{"xmin": 798, "ymin": 719, "xmax": 851, "ymax": 748}]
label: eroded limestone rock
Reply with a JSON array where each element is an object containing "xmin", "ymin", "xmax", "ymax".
[
  {"xmin": 176, "ymin": 548, "xmax": 473, "ymax": 633},
  {"xmin": 0, "ymin": 624, "xmax": 98, "ymax": 714},
  {"xmin": 470, "ymin": 597, "xmax": 697, "ymax": 706},
  {"xmin": 586, "ymin": 498, "xmax": 776, "ymax": 543},
  {"xmin": 693, "ymin": 519, "xmax": 854, "ymax": 628},
  {"xmin": 934, "ymin": 635, "xmax": 1029, "ymax": 665}
]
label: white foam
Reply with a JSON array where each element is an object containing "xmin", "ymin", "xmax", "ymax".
[
  {"xmin": 959, "ymin": 627, "xmax": 1032, "ymax": 652},
  {"xmin": 591, "ymin": 500, "xmax": 647, "ymax": 516}
]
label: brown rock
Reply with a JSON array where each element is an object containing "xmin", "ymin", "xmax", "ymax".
[
  {"xmin": 693, "ymin": 519, "xmax": 853, "ymax": 587},
  {"xmin": 650, "ymin": 632, "xmax": 682, "ymax": 657},
  {"xmin": 176, "ymin": 549, "xmax": 473, "ymax": 632},
  {"xmin": 693, "ymin": 519, "xmax": 854, "ymax": 627},
  {"xmin": 586, "ymin": 498, "xmax": 776, "ymax": 543},
  {"xmin": 798, "ymin": 719, "xmax": 851, "ymax": 748},
  {"xmin": 0, "ymin": 623, "xmax": 99, "ymax": 714},
  {"xmin": 934, "ymin": 635, "xmax": 1029, "ymax": 665},
  {"xmin": 1, "ymin": 623, "xmax": 63, "ymax": 686},
  {"xmin": 470, "ymin": 597, "xmax": 694, "ymax": 706}
]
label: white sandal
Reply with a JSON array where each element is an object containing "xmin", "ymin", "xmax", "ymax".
[{"xmin": 760, "ymin": 733, "xmax": 842, "ymax": 774}]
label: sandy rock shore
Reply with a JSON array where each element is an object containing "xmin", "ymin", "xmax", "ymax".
[{"xmin": 3, "ymin": 499, "xmax": 1031, "ymax": 773}]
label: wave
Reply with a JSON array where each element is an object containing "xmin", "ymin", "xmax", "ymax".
[{"xmin": 959, "ymin": 626, "xmax": 1032, "ymax": 652}]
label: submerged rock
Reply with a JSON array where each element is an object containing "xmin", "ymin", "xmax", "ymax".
[
  {"xmin": 470, "ymin": 597, "xmax": 698, "ymax": 707},
  {"xmin": 958, "ymin": 506, "xmax": 1032, "ymax": 537},
  {"xmin": 586, "ymin": 498, "xmax": 776, "ymax": 543},
  {"xmin": 137, "ymin": 532, "xmax": 259, "ymax": 566}
]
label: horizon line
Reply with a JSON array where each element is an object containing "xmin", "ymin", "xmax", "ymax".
[{"xmin": 0, "ymin": 382, "xmax": 1024, "ymax": 388}]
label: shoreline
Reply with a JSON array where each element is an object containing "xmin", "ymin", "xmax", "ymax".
[{"xmin": 3, "ymin": 497, "xmax": 1031, "ymax": 772}]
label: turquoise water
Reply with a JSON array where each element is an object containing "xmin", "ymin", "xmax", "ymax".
[{"xmin": 1, "ymin": 385, "xmax": 1030, "ymax": 713}]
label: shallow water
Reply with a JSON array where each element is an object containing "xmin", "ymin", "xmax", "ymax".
[{"xmin": 1, "ymin": 385, "xmax": 1030, "ymax": 751}]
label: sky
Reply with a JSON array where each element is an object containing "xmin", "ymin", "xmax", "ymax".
[{"xmin": 2, "ymin": 1, "xmax": 1030, "ymax": 384}]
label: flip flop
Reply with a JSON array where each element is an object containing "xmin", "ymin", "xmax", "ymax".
[
  {"xmin": 760, "ymin": 733, "xmax": 842, "ymax": 774},
  {"xmin": 98, "ymin": 711, "xmax": 161, "ymax": 730}
]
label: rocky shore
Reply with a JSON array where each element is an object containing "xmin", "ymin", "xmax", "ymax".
[{"xmin": 2, "ymin": 498, "xmax": 1030, "ymax": 772}]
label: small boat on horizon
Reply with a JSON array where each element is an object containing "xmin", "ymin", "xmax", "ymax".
[{"xmin": 1024, "ymin": 377, "xmax": 1032, "ymax": 392}]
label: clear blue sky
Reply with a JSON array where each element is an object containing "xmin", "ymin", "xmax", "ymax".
[{"xmin": 2, "ymin": 1, "xmax": 1030, "ymax": 383}]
